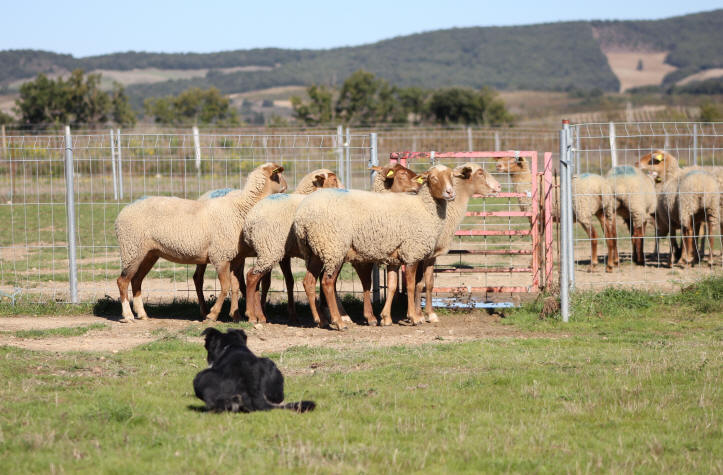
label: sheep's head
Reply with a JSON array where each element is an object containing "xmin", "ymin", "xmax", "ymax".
[
  {"xmin": 424, "ymin": 165, "xmax": 456, "ymax": 201},
  {"xmin": 635, "ymin": 150, "xmax": 678, "ymax": 183},
  {"xmin": 371, "ymin": 163, "xmax": 424, "ymax": 193},
  {"xmin": 454, "ymin": 163, "xmax": 502, "ymax": 195},
  {"xmin": 260, "ymin": 162, "xmax": 288, "ymax": 194},
  {"xmin": 493, "ymin": 156, "xmax": 528, "ymax": 174},
  {"xmin": 312, "ymin": 169, "xmax": 343, "ymax": 190}
]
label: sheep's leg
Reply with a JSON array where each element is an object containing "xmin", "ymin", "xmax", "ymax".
[
  {"xmin": 380, "ymin": 265, "xmax": 398, "ymax": 326},
  {"xmin": 303, "ymin": 257, "xmax": 324, "ymax": 327},
  {"xmin": 423, "ymin": 258, "xmax": 438, "ymax": 322},
  {"xmin": 404, "ymin": 262, "xmax": 424, "ymax": 325},
  {"xmin": 632, "ymin": 225, "xmax": 645, "ymax": 266},
  {"xmin": 193, "ymin": 264, "xmax": 209, "ymax": 319},
  {"xmin": 260, "ymin": 272, "xmax": 271, "ymax": 310},
  {"xmin": 352, "ymin": 262, "xmax": 378, "ymax": 326},
  {"xmin": 321, "ymin": 266, "xmax": 346, "ymax": 331},
  {"xmin": 279, "ymin": 256, "xmax": 298, "ymax": 323},
  {"xmin": 244, "ymin": 269, "xmax": 265, "ymax": 324},
  {"xmin": 130, "ymin": 254, "xmax": 158, "ymax": 321},
  {"xmin": 237, "ymin": 259, "xmax": 246, "ymax": 300},
  {"xmin": 206, "ymin": 261, "xmax": 231, "ymax": 322},
  {"xmin": 598, "ymin": 212, "xmax": 617, "ymax": 272},
  {"xmin": 117, "ymin": 259, "xmax": 142, "ymax": 323},
  {"xmin": 578, "ymin": 221, "xmax": 597, "ymax": 272},
  {"xmin": 228, "ymin": 259, "xmax": 243, "ymax": 322},
  {"xmin": 679, "ymin": 220, "xmax": 694, "ymax": 267}
]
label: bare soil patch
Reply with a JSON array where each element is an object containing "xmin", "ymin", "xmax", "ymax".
[
  {"xmin": 604, "ymin": 51, "xmax": 676, "ymax": 92},
  {"xmin": 0, "ymin": 311, "xmax": 555, "ymax": 354},
  {"xmin": 677, "ymin": 68, "xmax": 723, "ymax": 85}
]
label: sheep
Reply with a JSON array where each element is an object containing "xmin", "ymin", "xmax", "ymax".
[
  {"xmin": 242, "ymin": 169, "xmax": 344, "ymax": 324},
  {"xmin": 605, "ymin": 165, "xmax": 656, "ymax": 266},
  {"xmin": 493, "ymin": 156, "xmax": 618, "ymax": 272},
  {"xmin": 414, "ymin": 163, "xmax": 502, "ymax": 323},
  {"xmin": 677, "ymin": 170, "xmax": 720, "ymax": 266},
  {"xmin": 114, "ymin": 162, "xmax": 287, "ymax": 323},
  {"xmin": 636, "ymin": 150, "xmax": 722, "ymax": 266},
  {"xmin": 196, "ymin": 169, "xmax": 341, "ymax": 323},
  {"xmin": 293, "ymin": 165, "xmax": 457, "ymax": 330}
]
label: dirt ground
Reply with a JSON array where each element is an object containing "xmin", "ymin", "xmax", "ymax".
[{"xmin": 0, "ymin": 311, "xmax": 559, "ymax": 354}]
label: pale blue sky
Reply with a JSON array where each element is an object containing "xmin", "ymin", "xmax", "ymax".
[{"xmin": 2, "ymin": 0, "xmax": 720, "ymax": 57}]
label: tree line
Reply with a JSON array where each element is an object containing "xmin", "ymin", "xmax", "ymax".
[{"xmin": 290, "ymin": 70, "xmax": 514, "ymax": 126}]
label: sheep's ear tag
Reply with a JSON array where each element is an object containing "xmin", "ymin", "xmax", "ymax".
[
  {"xmin": 386, "ymin": 170, "xmax": 395, "ymax": 177},
  {"xmin": 272, "ymin": 167, "xmax": 281, "ymax": 173},
  {"xmin": 415, "ymin": 176, "xmax": 424, "ymax": 183},
  {"xmin": 654, "ymin": 153, "xmax": 663, "ymax": 160}
]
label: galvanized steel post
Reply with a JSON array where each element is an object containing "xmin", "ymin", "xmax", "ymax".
[
  {"xmin": 565, "ymin": 124, "xmax": 575, "ymax": 291},
  {"xmin": 109, "ymin": 129, "xmax": 118, "ymax": 200},
  {"xmin": 64, "ymin": 126, "xmax": 79, "ymax": 303},
  {"xmin": 192, "ymin": 126, "xmax": 202, "ymax": 171},
  {"xmin": 693, "ymin": 123, "xmax": 698, "ymax": 166},
  {"xmin": 369, "ymin": 132, "xmax": 380, "ymax": 305},
  {"xmin": 559, "ymin": 121, "xmax": 571, "ymax": 322},
  {"xmin": 345, "ymin": 127, "xmax": 351, "ymax": 187},
  {"xmin": 116, "ymin": 129, "xmax": 124, "ymax": 199}
]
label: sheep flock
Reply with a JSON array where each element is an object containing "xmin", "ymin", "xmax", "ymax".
[{"xmin": 114, "ymin": 150, "xmax": 721, "ymax": 329}]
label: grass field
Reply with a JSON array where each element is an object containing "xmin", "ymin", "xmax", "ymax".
[{"xmin": 0, "ymin": 277, "xmax": 720, "ymax": 473}]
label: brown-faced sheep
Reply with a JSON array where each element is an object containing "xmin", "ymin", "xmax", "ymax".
[
  {"xmin": 493, "ymin": 156, "xmax": 618, "ymax": 272},
  {"xmin": 114, "ymin": 162, "xmax": 286, "ymax": 323},
  {"xmin": 605, "ymin": 165, "xmax": 656, "ymax": 266},
  {"xmin": 294, "ymin": 165, "xmax": 457, "ymax": 330}
]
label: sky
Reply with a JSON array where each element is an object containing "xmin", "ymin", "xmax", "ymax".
[{"xmin": 1, "ymin": 0, "xmax": 720, "ymax": 57}]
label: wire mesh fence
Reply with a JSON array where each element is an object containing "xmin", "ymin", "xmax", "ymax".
[
  {"xmin": 562, "ymin": 122, "xmax": 722, "ymax": 301},
  {"xmin": 0, "ymin": 130, "xmax": 374, "ymax": 303}
]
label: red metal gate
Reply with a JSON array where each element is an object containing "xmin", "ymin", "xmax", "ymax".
[{"xmin": 388, "ymin": 150, "xmax": 554, "ymax": 303}]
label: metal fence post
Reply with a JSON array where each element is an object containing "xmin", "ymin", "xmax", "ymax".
[
  {"xmin": 1, "ymin": 124, "xmax": 11, "ymax": 202},
  {"xmin": 64, "ymin": 126, "xmax": 79, "ymax": 303},
  {"xmin": 192, "ymin": 126, "xmax": 202, "ymax": 171},
  {"xmin": 369, "ymin": 132, "xmax": 380, "ymax": 305},
  {"xmin": 467, "ymin": 127, "xmax": 473, "ymax": 151},
  {"xmin": 559, "ymin": 121, "xmax": 571, "ymax": 322},
  {"xmin": 116, "ymin": 128, "xmax": 124, "ymax": 199},
  {"xmin": 109, "ymin": 129, "xmax": 118, "ymax": 200},
  {"xmin": 494, "ymin": 131, "xmax": 500, "ymax": 151},
  {"xmin": 336, "ymin": 125, "xmax": 343, "ymax": 181},
  {"xmin": 566, "ymin": 124, "xmax": 575, "ymax": 291},
  {"xmin": 345, "ymin": 127, "xmax": 351, "ymax": 187},
  {"xmin": 609, "ymin": 122, "xmax": 617, "ymax": 167},
  {"xmin": 693, "ymin": 123, "xmax": 698, "ymax": 166}
]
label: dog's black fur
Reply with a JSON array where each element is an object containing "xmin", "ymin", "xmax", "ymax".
[{"xmin": 193, "ymin": 327, "xmax": 315, "ymax": 413}]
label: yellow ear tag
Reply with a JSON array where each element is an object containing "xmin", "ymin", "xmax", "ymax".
[
  {"xmin": 416, "ymin": 176, "xmax": 424, "ymax": 183},
  {"xmin": 272, "ymin": 167, "xmax": 281, "ymax": 173},
  {"xmin": 654, "ymin": 153, "xmax": 663, "ymax": 160},
  {"xmin": 386, "ymin": 170, "xmax": 395, "ymax": 177}
]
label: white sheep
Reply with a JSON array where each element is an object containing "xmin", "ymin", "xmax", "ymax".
[
  {"xmin": 414, "ymin": 163, "xmax": 502, "ymax": 323},
  {"xmin": 114, "ymin": 162, "xmax": 287, "ymax": 323},
  {"xmin": 294, "ymin": 165, "xmax": 457, "ymax": 330},
  {"xmin": 242, "ymin": 169, "xmax": 343, "ymax": 323},
  {"xmin": 677, "ymin": 170, "xmax": 720, "ymax": 266},
  {"xmin": 636, "ymin": 150, "xmax": 721, "ymax": 266},
  {"xmin": 605, "ymin": 165, "xmax": 656, "ymax": 266},
  {"xmin": 494, "ymin": 156, "xmax": 618, "ymax": 272}
]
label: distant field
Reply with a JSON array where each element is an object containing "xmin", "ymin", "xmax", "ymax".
[
  {"xmin": 677, "ymin": 68, "xmax": 723, "ymax": 85},
  {"xmin": 604, "ymin": 51, "xmax": 677, "ymax": 92}
]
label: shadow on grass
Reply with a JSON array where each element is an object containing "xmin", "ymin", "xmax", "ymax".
[{"xmin": 91, "ymin": 293, "xmax": 413, "ymax": 327}]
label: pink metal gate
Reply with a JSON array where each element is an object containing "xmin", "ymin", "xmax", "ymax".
[{"xmin": 389, "ymin": 150, "xmax": 554, "ymax": 302}]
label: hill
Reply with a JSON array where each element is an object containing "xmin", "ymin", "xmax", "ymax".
[{"xmin": 1, "ymin": 9, "xmax": 721, "ymax": 105}]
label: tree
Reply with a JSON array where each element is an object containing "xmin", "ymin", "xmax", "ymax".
[
  {"xmin": 427, "ymin": 87, "xmax": 513, "ymax": 126},
  {"xmin": 699, "ymin": 101, "xmax": 722, "ymax": 122},
  {"xmin": 290, "ymin": 85, "xmax": 333, "ymax": 125},
  {"xmin": 636, "ymin": 59, "xmax": 644, "ymax": 71},
  {"xmin": 144, "ymin": 87, "xmax": 239, "ymax": 126},
  {"xmin": 0, "ymin": 110, "xmax": 13, "ymax": 125},
  {"xmin": 335, "ymin": 70, "xmax": 405, "ymax": 125},
  {"xmin": 14, "ymin": 70, "xmax": 136, "ymax": 127}
]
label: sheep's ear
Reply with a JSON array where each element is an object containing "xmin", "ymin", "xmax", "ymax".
[
  {"xmin": 454, "ymin": 166, "xmax": 473, "ymax": 179},
  {"xmin": 416, "ymin": 172, "xmax": 429, "ymax": 184},
  {"xmin": 270, "ymin": 165, "xmax": 284, "ymax": 174},
  {"xmin": 516, "ymin": 156, "xmax": 527, "ymax": 164},
  {"xmin": 369, "ymin": 165, "xmax": 383, "ymax": 172},
  {"xmin": 314, "ymin": 174, "xmax": 326, "ymax": 186}
]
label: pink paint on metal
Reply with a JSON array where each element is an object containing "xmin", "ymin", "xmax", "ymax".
[
  {"xmin": 387, "ymin": 149, "xmax": 554, "ymax": 298},
  {"xmin": 543, "ymin": 152, "xmax": 554, "ymax": 288}
]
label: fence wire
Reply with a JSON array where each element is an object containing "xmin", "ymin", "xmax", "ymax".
[{"xmin": 567, "ymin": 122, "xmax": 722, "ymax": 291}]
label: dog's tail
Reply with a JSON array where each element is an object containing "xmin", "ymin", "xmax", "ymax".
[{"xmin": 279, "ymin": 400, "xmax": 316, "ymax": 413}]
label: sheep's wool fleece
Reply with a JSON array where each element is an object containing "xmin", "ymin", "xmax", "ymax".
[
  {"xmin": 243, "ymin": 193, "xmax": 307, "ymax": 273},
  {"xmin": 571, "ymin": 173, "xmax": 616, "ymax": 225},
  {"xmin": 294, "ymin": 185, "xmax": 447, "ymax": 269},
  {"xmin": 115, "ymin": 167, "xmax": 271, "ymax": 269},
  {"xmin": 605, "ymin": 166, "xmax": 656, "ymax": 225}
]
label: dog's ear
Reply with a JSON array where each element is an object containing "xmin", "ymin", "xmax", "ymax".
[
  {"xmin": 201, "ymin": 327, "xmax": 221, "ymax": 338},
  {"xmin": 227, "ymin": 329, "xmax": 248, "ymax": 345}
]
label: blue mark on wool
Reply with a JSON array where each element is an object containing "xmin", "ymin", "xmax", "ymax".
[
  {"xmin": 267, "ymin": 193, "xmax": 289, "ymax": 200},
  {"xmin": 209, "ymin": 188, "xmax": 234, "ymax": 198},
  {"xmin": 328, "ymin": 188, "xmax": 348, "ymax": 193},
  {"xmin": 133, "ymin": 195, "xmax": 150, "ymax": 203},
  {"xmin": 609, "ymin": 166, "xmax": 636, "ymax": 176},
  {"xmin": 683, "ymin": 170, "xmax": 707, "ymax": 177},
  {"xmin": 578, "ymin": 173, "xmax": 593, "ymax": 179}
]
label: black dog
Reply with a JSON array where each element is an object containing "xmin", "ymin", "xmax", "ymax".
[{"xmin": 193, "ymin": 328, "xmax": 315, "ymax": 413}]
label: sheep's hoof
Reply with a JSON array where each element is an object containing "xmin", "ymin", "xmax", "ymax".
[
  {"xmin": 380, "ymin": 318, "xmax": 393, "ymax": 327},
  {"xmin": 341, "ymin": 315, "xmax": 352, "ymax": 323},
  {"xmin": 365, "ymin": 318, "xmax": 379, "ymax": 326},
  {"xmin": 136, "ymin": 314, "xmax": 149, "ymax": 321},
  {"xmin": 425, "ymin": 313, "xmax": 439, "ymax": 323},
  {"xmin": 118, "ymin": 317, "xmax": 135, "ymax": 324},
  {"xmin": 329, "ymin": 321, "xmax": 348, "ymax": 331},
  {"xmin": 203, "ymin": 316, "xmax": 219, "ymax": 324}
]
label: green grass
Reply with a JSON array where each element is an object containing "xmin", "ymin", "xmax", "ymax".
[
  {"xmin": 6, "ymin": 323, "xmax": 109, "ymax": 339},
  {"xmin": 0, "ymin": 279, "xmax": 721, "ymax": 472}
]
